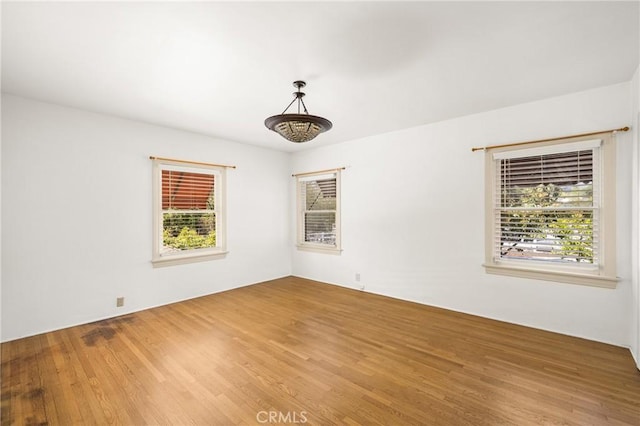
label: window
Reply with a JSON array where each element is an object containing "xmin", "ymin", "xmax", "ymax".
[
  {"xmin": 152, "ymin": 158, "xmax": 226, "ymax": 266},
  {"xmin": 296, "ymin": 170, "xmax": 341, "ymax": 253},
  {"xmin": 484, "ymin": 136, "xmax": 616, "ymax": 287}
]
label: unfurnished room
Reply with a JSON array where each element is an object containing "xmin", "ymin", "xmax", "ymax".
[{"xmin": 1, "ymin": 1, "xmax": 640, "ymax": 425}]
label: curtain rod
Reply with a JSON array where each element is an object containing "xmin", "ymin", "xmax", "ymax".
[
  {"xmin": 149, "ymin": 156, "xmax": 236, "ymax": 169},
  {"xmin": 292, "ymin": 167, "xmax": 346, "ymax": 177},
  {"xmin": 471, "ymin": 126, "xmax": 630, "ymax": 152}
]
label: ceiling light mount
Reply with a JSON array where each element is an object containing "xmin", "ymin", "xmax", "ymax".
[{"xmin": 265, "ymin": 80, "xmax": 332, "ymax": 143}]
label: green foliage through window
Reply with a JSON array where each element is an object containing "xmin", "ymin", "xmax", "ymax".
[{"xmin": 162, "ymin": 212, "xmax": 216, "ymax": 251}]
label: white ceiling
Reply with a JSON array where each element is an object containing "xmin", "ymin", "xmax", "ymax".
[{"xmin": 2, "ymin": 2, "xmax": 639, "ymax": 153}]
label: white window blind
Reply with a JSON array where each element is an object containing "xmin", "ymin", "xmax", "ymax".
[
  {"xmin": 493, "ymin": 141, "xmax": 600, "ymax": 267},
  {"xmin": 298, "ymin": 172, "xmax": 339, "ymax": 248}
]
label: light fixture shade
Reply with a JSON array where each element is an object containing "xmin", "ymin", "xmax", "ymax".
[
  {"xmin": 265, "ymin": 80, "xmax": 332, "ymax": 143},
  {"xmin": 264, "ymin": 113, "xmax": 333, "ymax": 143}
]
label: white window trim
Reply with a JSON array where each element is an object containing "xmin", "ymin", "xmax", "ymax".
[
  {"xmin": 296, "ymin": 170, "xmax": 342, "ymax": 254},
  {"xmin": 484, "ymin": 134, "xmax": 617, "ymax": 288},
  {"xmin": 151, "ymin": 158, "xmax": 227, "ymax": 267}
]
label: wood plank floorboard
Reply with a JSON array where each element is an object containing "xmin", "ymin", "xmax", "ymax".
[{"xmin": 2, "ymin": 276, "xmax": 639, "ymax": 425}]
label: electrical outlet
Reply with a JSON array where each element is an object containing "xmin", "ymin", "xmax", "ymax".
[
  {"xmin": 116, "ymin": 297, "xmax": 124, "ymax": 307},
  {"xmin": 355, "ymin": 273, "xmax": 361, "ymax": 282}
]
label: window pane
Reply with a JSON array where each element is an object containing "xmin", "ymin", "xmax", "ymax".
[
  {"xmin": 162, "ymin": 170, "xmax": 215, "ymax": 210},
  {"xmin": 500, "ymin": 150, "xmax": 593, "ymax": 208},
  {"xmin": 304, "ymin": 212, "xmax": 336, "ymax": 245},
  {"xmin": 500, "ymin": 150, "xmax": 593, "ymax": 185},
  {"xmin": 162, "ymin": 212, "xmax": 216, "ymax": 253},
  {"xmin": 498, "ymin": 209, "xmax": 594, "ymax": 263},
  {"xmin": 304, "ymin": 179, "xmax": 336, "ymax": 211},
  {"xmin": 501, "ymin": 183, "xmax": 593, "ymax": 208}
]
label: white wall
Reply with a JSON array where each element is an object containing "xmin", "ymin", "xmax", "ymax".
[
  {"xmin": 632, "ymin": 65, "xmax": 640, "ymax": 368},
  {"xmin": 2, "ymin": 82, "xmax": 637, "ymax": 350},
  {"xmin": 1, "ymin": 95, "xmax": 292, "ymax": 342},
  {"xmin": 0, "ymin": 93, "xmax": 3, "ymax": 343},
  {"xmin": 292, "ymin": 82, "xmax": 634, "ymax": 347}
]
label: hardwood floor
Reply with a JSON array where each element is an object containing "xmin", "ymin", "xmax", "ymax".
[{"xmin": 2, "ymin": 276, "xmax": 639, "ymax": 425}]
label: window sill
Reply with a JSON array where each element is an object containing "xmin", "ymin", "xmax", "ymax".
[
  {"xmin": 296, "ymin": 244, "xmax": 342, "ymax": 255},
  {"xmin": 152, "ymin": 250, "xmax": 228, "ymax": 268},
  {"xmin": 483, "ymin": 263, "xmax": 618, "ymax": 288}
]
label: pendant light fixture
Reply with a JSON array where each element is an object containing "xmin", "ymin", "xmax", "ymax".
[{"xmin": 265, "ymin": 80, "xmax": 332, "ymax": 143}]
